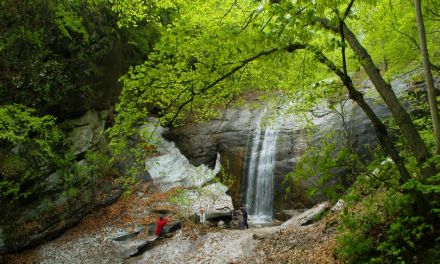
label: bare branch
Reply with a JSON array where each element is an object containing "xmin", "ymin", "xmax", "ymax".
[
  {"xmin": 241, "ymin": 11, "xmax": 258, "ymax": 31},
  {"xmin": 164, "ymin": 43, "xmax": 308, "ymax": 127},
  {"xmin": 261, "ymin": 14, "xmax": 274, "ymax": 31},
  {"xmin": 312, "ymin": 48, "xmax": 412, "ymax": 183},
  {"xmin": 166, "ymin": 96, "xmax": 194, "ymax": 127},
  {"xmin": 164, "ymin": 86, "xmax": 192, "ymax": 112},
  {"xmin": 199, "ymin": 47, "xmax": 281, "ymax": 94},
  {"xmin": 391, "ymin": 22, "xmax": 420, "ymax": 50},
  {"xmin": 277, "ymin": 18, "xmax": 291, "ymax": 36},
  {"xmin": 220, "ymin": 0, "xmax": 238, "ymax": 21},
  {"xmin": 164, "ymin": 48, "xmax": 279, "ymax": 127},
  {"xmin": 363, "ymin": 171, "xmax": 403, "ymax": 193},
  {"xmin": 342, "ymin": 0, "xmax": 355, "ymax": 22}
]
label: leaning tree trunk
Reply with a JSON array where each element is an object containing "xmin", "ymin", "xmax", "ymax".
[
  {"xmin": 317, "ymin": 18, "xmax": 437, "ymax": 180},
  {"xmin": 414, "ymin": 0, "xmax": 440, "ymax": 155},
  {"xmin": 313, "ymin": 50, "xmax": 412, "ymax": 183},
  {"xmin": 313, "ymin": 49, "xmax": 431, "ymax": 216}
]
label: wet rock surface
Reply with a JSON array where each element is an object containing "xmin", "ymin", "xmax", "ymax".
[
  {"xmin": 165, "ymin": 102, "xmax": 386, "ymax": 210},
  {"xmin": 164, "ymin": 76, "xmax": 427, "ymax": 212}
]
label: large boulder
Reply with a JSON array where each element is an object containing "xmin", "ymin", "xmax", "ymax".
[
  {"xmin": 2, "ymin": 176, "xmax": 122, "ymax": 254},
  {"xmin": 62, "ymin": 109, "xmax": 109, "ymax": 155}
]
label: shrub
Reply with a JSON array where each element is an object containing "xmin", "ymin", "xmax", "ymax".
[{"xmin": 0, "ymin": 104, "xmax": 65, "ymax": 201}]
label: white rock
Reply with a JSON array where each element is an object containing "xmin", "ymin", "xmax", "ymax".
[
  {"xmin": 281, "ymin": 202, "xmax": 331, "ymax": 227},
  {"xmin": 331, "ymin": 199, "xmax": 345, "ymax": 212}
]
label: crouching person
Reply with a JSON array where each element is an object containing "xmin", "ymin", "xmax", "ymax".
[{"xmin": 155, "ymin": 215, "xmax": 169, "ymax": 238}]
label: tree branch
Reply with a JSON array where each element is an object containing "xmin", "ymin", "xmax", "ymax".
[
  {"xmin": 165, "ymin": 43, "xmax": 309, "ymax": 127},
  {"xmin": 342, "ymin": 0, "xmax": 355, "ymax": 22},
  {"xmin": 391, "ymin": 22, "xmax": 420, "ymax": 50},
  {"xmin": 425, "ymin": 7, "xmax": 440, "ymax": 21},
  {"xmin": 316, "ymin": 17, "xmax": 437, "ymax": 179},
  {"xmin": 261, "ymin": 14, "xmax": 274, "ymax": 31},
  {"xmin": 164, "ymin": 46, "xmax": 305, "ymax": 127},
  {"xmin": 241, "ymin": 11, "xmax": 258, "ymax": 31},
  {"xmin": 363, "ymin": 170, "xmax": 404, "ymax": 193},
  {"xmin": 220, "ymin": 0, "xmax": 239, "ymax": 21},
  {"xmin": 311, "ymin": 47, "xmax": 413, "ymax": 183}
]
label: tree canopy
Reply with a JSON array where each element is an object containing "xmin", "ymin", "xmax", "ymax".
[
  {"xmin": 108, "ymin": 1, "xmax": 440, "ymax": 261},
  {"xmin": 2, "ymin": 0, "xmax": 440, "ymax": 261}
]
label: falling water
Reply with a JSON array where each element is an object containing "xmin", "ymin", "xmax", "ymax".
[
  {"xmin": 245, "ymin": 110, "xmax": 265, "ymax": 217},
  {"xmin": 245, "ymin": 109, "xmax": 283, "ymax": 224}
]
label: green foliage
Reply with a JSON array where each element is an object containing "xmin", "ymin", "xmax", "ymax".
[
  {"xmin": 61, "ymin": 148, "xmax": 116, "ymax": 199},
  {"xmin": 0, "ymin": 104, "xmax": 65, "ymax": 200},
  {"xmin": 104, "ymin": 0, "xmax": 440, "ymax": 262},
  {"xmin": 337, "ymin": 229, "xmax": 375, "ymax": 263},
  {"xmin": 338, "ymin": 186, "xmax": 440, "ymax": 263},
  {"xmin": 336, "ymin": 179, "xmax": 389, "ymax": 263},
  {"xmin": 168, "ymin": 188, "xmax": 194, "ymax": 218},
  {"xmin": 403, "ymin": 87, "xmax": 438, "ymax": 152},
  {"xmin": 353, "ymin": 0, "xmax": 440, "ymax": 77},
  {"xmin": 110, "ymin": 0, "xmax": 351, "ymax": 138},
  {"xmin": 110, "ymin": 0, "xmax": 178, "ymax": 28},
  {"xmin": 284, "ymin": 130, "xmax": 361, "ymax": 202},
  {"xmin": 410, "ymin": 72, "xmax": 425, "ymax": 85},
  {"xmin": 336, "ymin": 153, "xmax": 440, "ymax": 263},
  {"xmin": 215, "ymin": 160, "xmax": 235, "ymax": 188},
  {"xmin": 0, "ymin": 104, "xmax": 62, "ymax": 151},
  {"xmin": 329, "ymin": 91, "xmax": 440, "ymax": 262},
  {"xmin": 84, "ymin": 150, "xmax": 116, "ymax": 179},
  {"xmin": 54, "ymin": 4, "xmax": 89, "ymax": 42},
  {"xmin": 0, "ymin": 104, "xmax": 117, "ymax": 204},
  {"xmin": 378, "ymin": 215, "xmax": 433, "ymax": 261},
  {"xmin": 0, "ymin": 0, "xmax": 161, "ymax": 204},
  {"xmin": 108, "ymin": 120, "xmax": 163, "ymax": 194},
  {"xmin": 0, "ymin": 0, "xmax": 154, "ymax": 116},
  {"xmin": 333, "ymin": 89, "xmax": 440, "ymax": 261},
  {"xmin": 2, "ymin": 0, "xmax": 438, "ymax": 258}
]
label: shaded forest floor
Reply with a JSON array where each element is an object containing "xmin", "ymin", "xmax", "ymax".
[{"xmin": 8, "ymin": 182, "xmax": 342, "ymax": 263}]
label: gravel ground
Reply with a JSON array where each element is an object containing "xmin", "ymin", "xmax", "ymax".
[
  {"xmin": 7, "ymin": 182, "xmax": 234, "ymax": 264},
  {"xmin": 8, "ymin": 182, "xmax": 339, "ymax": 264}
]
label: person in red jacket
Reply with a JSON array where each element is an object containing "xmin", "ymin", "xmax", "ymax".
[{"xmin": 155, "ymin": 215, "xmax": 169, "ymax": 237}]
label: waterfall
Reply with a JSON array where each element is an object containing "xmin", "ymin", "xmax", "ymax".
[
  {"xmin": 244, "ymin": 110, "xmax": 265, "ymax": 217},
  {"xmin": 245, "ymin": 109, "xmax": 283, "ymax": 224}
]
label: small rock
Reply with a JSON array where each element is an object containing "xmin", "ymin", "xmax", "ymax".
[{"xmin": 331, "ymin": 199, "xmax": 345, "ymax": 212}]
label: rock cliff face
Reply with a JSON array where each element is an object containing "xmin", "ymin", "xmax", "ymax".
[
  {"xmin": 1, "ymin": 39, "xmax": 144, "ymax": 253},
  {"xmin": 164, "ymin": 93, "xmax": 394, "ymax": 214},
  {"xmin": 0, "ymin": 109, "xmax": 126, "ymax": 254}
]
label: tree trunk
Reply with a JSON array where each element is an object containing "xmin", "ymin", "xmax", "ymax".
[
  {"xmin": 414, "ymin": 0, "xmax": 440, "ymax": 155},
  {"xmin": 314, "ymin": 50, "xmax": 432, "ymax": 216},
  {"xmin": 317, "ymin": 18, "xmax": 437, "ymax": 180},
  {"xmin": 313, "ymin": 50, "xmax": 412, "ymax": 183}
]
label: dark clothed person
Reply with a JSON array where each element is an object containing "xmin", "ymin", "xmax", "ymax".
[{"xmin": 240, "ymin": 206, "xmax": 249, "ymax": 229}]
